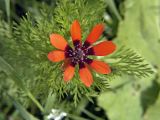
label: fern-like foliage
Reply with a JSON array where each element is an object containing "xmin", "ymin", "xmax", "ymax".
[
  {"xmin": 109, "ymin": 47, "xmax": 153, "ymax": 77},
  {"xmin": 93, "ymin": 46, "xmax": 154, "ymax": 87},
  {"xmin": 0, "ymin": 12, "xmax": 18, "ymax": 97},
  {"xmin": 0, "ymin": 0, "xmax": 106, "ymax": 107},
  {"xmin": 0, "ymin": 0, "xmax": 153, "ymax": 109}
]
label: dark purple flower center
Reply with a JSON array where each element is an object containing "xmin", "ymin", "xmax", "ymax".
[{"xmin": 65, "ymin": 40, "xmax": 93, "ymax": 68}]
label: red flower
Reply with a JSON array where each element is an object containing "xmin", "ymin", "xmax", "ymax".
[{"xmin": 48, "ymin": 20, "xmax": 116, "ymax": 87}]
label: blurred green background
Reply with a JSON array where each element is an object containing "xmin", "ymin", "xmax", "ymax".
[{"xmin": 0, "ymin": 0, "xmax": 160, "ymax": 120}]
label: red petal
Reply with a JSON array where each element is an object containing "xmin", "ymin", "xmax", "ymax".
[
  {"xmin": 79, "ymin": 66, "xmax": 93, "ymax": 87},
  {"xmin": 86, "ymin": 24, "xmax": 104, "ymax": 44},
  {"xmin": 62, "ymin": 59, "xmax": 70, "ymax": 70},
  {"xmin": 92, "ymin": 41, "xmax": 116, "ymax": 56},
  {"xmin": 48, "ymin": 50, "xmax": 65, "ymax": 62},
  {"xmin": 90, "ymin": 60, "xmax": 111, "ymax": 74},
  {"xmin": 64, "ymin": 65, "xmax": 75, "ymax": 82},
  {"xmin": 70, "ymin": 20, "xmax": 81, "ymax": 42},
  {"xmin": 50, "ymin": 34, "xmax": 68, "ymax": 50}
]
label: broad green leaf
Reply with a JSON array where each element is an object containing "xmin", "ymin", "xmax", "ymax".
[
  {"xmin": 140, "ymin": 80, "xmax": 160, "ymax": 111},
  {"xmin": 116, "ymin": 0, "xmax": 160, "ymax": 67},
  {"xmin": 111, "ymin": 0, "xmax": 160, "ymax": 119},
  {"xmin": 98, "ymin": 75, "xmax": 154, "ymax": 120},
  {"xmin": 98, "ymin": 76, "xmax": 143, "ymax": 120},
  {"xmin": 143, "ymin": 93, "xmax": 160, "ymax": 120}
]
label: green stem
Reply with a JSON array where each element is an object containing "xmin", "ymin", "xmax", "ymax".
[
  {"xmin": 4, "ymin": 0, "xmax": 11, "ymax": 25},
  {"xmin": 68, "ymin": 114, "xmax": 87, "ymax": 120},
  {"xmin": 27, "ymin": 91, "xmax": 44, "ymax": 112},
  {"xmin": 82, "ymin": 109, "xmax": 104, "ymax": 120},
  {"xmin": 107, "ymin": 0, "xmax": 122, "ymax": 21}
]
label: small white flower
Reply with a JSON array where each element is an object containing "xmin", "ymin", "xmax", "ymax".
[{"xmin": 47, "ymin": 109, "xmax": 67, "ymax": 120}]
